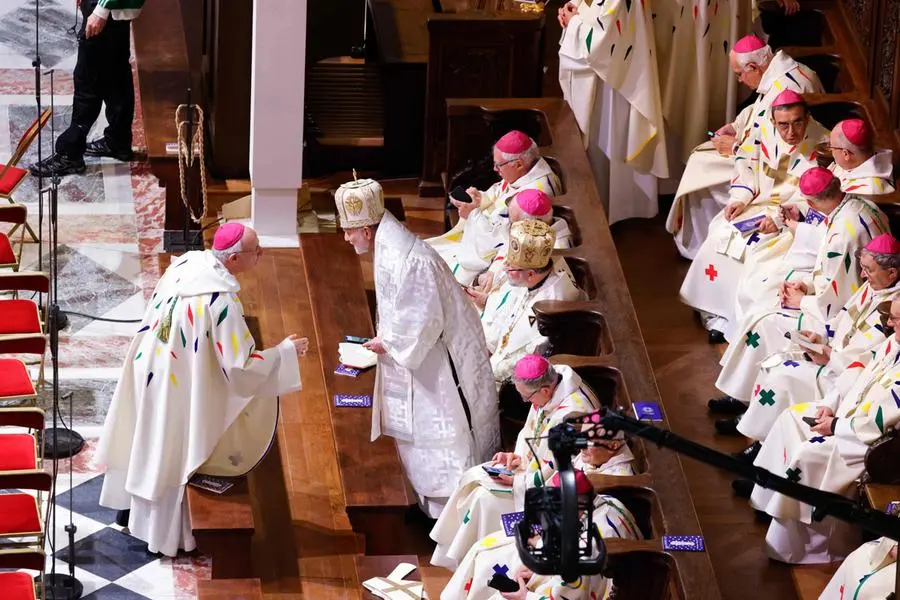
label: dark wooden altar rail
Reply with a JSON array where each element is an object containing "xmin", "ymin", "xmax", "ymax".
[
  {"xmin": 301, "ymin": 232, "xmax": 431, "ymax": 561},
  {"xmin": 445, "ymin": 97, "xmax": 722, "ymax": 599},
  {"xmin": 132, "ymin": 0, "xmax": 201, "ymax": 233}
]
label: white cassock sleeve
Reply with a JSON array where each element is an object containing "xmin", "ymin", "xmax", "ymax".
[
  {"xmin": 381, "ymin": 259, "xmax": 445, "ymax": 371},
  {"xmin": 799, "ymin": 230, "xmax": 861, "ymax": 325},
  {"xmin": 729, "ymin": 134, "xmax": 761, "ymax": 205}
]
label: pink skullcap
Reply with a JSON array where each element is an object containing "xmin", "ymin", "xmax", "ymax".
[
  {"xmin": 514, "ymin": 354, "xmax": 549, "ymax": 380},
  {"xmin": 865, "ymin": 234, "xmax": 900, "ymax": 255},
  {"xmin": 734, "ymin": 35, "xmax": 766, "ymax": 53},
  {"xmin": 549, "ymin": 470, "xmax": 593, "ymax": 495},
  {"xmin": 772, "ymin": 89, "xmax": 805, "ymax": 107},
  {"xmin": 515, "ymin": 189, "xmax": 552, "ymax": 216},
  {"xmin": 495, "ymin": 130, "xmax": 533, "ymax": 154},
  {"xmin": 213, "ymin": 222, "xmax": 245, "ymax": 250},
  {"xmin": 799, "ymin": 167, "xmax": 835, "ymax": 196},
  {"xmin": 840, "ymin": 119, "xmax": 871, "ymax": 147}
]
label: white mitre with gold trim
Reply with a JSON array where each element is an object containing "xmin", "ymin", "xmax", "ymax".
[
  {"xmin": 507, "ymin": 219, "xmax": 555, "ymax": 269},
  {"xmin": 334, "ymin": 173, "xmax": 384, "ymax": 229}
]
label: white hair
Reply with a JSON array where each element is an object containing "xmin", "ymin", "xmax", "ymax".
[
  {"xmin": 734, "ymin": 45, "xmax": 773, "ymax": 69},
  {"xmin": 211, "ymin": 238, "xmax": 243, "ymax": 263},
  {"xmin": 835, "ymin": 127, "xmax": 874, "ymax": 157},
  {"xmin": 495, "ymin": 140, "xmax": 540, "ymax": 171}
]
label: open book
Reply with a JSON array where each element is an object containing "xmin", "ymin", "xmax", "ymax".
[{"xmin": 338, "ymin": 342, "xmax": 378, "ymax": 369}]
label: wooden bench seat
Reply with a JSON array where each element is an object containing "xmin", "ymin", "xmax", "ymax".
[
  {"xmin": 186, "ymin": 479, "xmax": 255, "ymax": 580},
  {"xmin": 196, "ymin": 577, "xmax": 262, "ymax": 599}
]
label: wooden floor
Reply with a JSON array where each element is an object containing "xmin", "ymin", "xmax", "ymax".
[{"xmin": 173, "ymin": 185, "xmax": 822, "ymax": 599}]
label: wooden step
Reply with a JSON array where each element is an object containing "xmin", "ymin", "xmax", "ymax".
[
  {"xmin": 197, "ymin": 577, "xmax": 262, "ymax": 599},
  {"xmin": 186, "ymin": 479, "xmax": 255, "ymax": 580},
  {"xmin": 790, "ymin": 563, "xmax": 838, "ymax": 600}
]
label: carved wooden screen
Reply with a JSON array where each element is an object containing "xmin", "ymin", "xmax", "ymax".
[{"xmin": 842, "ymin": 0, "xmax": 900, "ymax": 128}]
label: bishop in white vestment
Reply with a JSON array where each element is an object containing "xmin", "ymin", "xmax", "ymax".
[
  {"xmin": 428, "ymin": 131, "xmax": 562, "ymax": 285},
  {"xmin": 667, "ymin": 37, "xmax": 823, "ymax": 258},
  {"xmin": 335, "ymin": 177, "xmax": 500, "ymax": 518},
  {"xmin": 442, "ymin": 469, "xmax": 641, "ymax": 600},
  {"xmin": 98, "ymin": 224, "xmax": 307, "ymax": 557},
  {"xmin": 430, "ymin": 356, "xmax": 600, "ymax": 568},
  {"xmin": 736, "ymin": 236, "xmax": 900, "ymax": 441},
  {"xmin": 820, "ymin": 537, "xmax": 898, "ymax": 600},
  {"xmin": 829, "ymin": 119, "xmax": 897, "ymax": 199},
  {"xmin": 557, "ymin": 0, "xmax": 668, "ymax": 225},
  {"xmin": 750, "ymin": 316, "xmax": 900, "ymax": 563},
  {"xmin": 714, "ymin": 169, "xmax": 887, "ymax": 410},
  {"xmin": 481, "ymin": 220, "xmax": 586, "ymax": 383},
  {"xmin": 680, "ymin": 90, "xmax": 829, "ymax": 337}
]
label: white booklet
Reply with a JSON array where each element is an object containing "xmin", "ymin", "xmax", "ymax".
[
  {"xmin": 338, "ymin": 342, "xmax": 378, "ymax": 369},
  {"xmin": 788, "ymin": 330, "xmax": 825, "ymax": 353}
]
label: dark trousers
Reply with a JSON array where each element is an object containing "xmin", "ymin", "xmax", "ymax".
[{"xmin": 56, "ymin": 0, "xmax": 134, "ymax": 159}]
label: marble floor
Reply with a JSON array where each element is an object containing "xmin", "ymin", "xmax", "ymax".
[{"xmin": 0, "ymin": 1, "xmax": 193, "ymax": 597}]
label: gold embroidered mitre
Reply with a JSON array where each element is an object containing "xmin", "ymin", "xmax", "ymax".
[
  {"xmin": 334, "ymin": 176, "xmax": 384, "ymax": 229},
  {"xmin": 507, "ymin": 219, "xmax": 555, "ymax": 269}
]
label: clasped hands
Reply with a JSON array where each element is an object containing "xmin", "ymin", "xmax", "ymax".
[
  {"xmin": 489, "ymin": 451, "xmax": 522, "ymax": 486},
  {"xmin": 450, "ymin": 188, "xmax": 481, "ymax": 220},
  {"xmin": 558, "ymin": 1, "xmax": 578, "ymax": 27},
  {"xmin": 808, "ymin": 406, "xmax": 836, "ymax": 436},
  {"xmin": 780, "ymin": 280, "xmax": 807, "ymax": 309}
]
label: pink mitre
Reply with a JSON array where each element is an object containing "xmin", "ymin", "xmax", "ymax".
[
  {"xmin": 799, "ymin": 167, "xmax": 835, "ymax": 196},
  {"xmin": 866, "ymin": 234, "xmax": 900, "ymax": 255},
  {"xmin": 496, "ymin": 130, "xmax": 533, "ymax": 154},
  {"xmin": 734, "ymin": 35, "xmax": 766, "ymax": 53},
  {"xmin": 515, "ymin": 189, "xmax": 552, "ymax": 217},
  {"xmin": 514, "ymin": 354, "xmax": 549, "ymax": 379},
  {"xmin": 772, "ymin": 89, "xmax": 805, "ymax": 107},
  {"xmin": 549, "ymin": 469, "xmax": 593, "ymax": 495},
  {"xmin": 213, "ymin": 222, "xmax": 245, "ymax": 250},
  {"xmin": 840, "ymin": 118, "xmax": 871, "ymax": 147}
]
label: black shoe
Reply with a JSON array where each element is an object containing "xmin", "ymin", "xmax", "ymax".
[
  {"xmin": 708, "ymin": 329, "xmax": 726, "ymax": 344},
  {"xmin": 707, "ymin": 395, "xmax": 748, "ymax": 415},
  {"xmin": 29, "ymin": 153, "xmax": 86, "ymax": 177},
  {"xmin": 732, "ymin": 478, "xmax": 754, "ymax": 498},
  {"xmin": 714, "ymin": 416, "xmax": 741, "ymax": 435},
  {"xmin": 85, "ymin": 138, "xmax": 133, "ymax": 162},
  {"xmin": 734, "ymin": 441, "xmax": 762, "ymax": 463}
]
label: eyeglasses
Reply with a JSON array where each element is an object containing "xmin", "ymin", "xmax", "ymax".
[
  {"xmin": 826, "ymin": 145, "xmax": 854, "ymax": 154},
  {"xmin": 493, "ymin": 159, "xmax": 516, "ymax": 170},
  {"xmin": 522, "ymin": 387, "xmax": 546, "ymax": 401},
  {"xmin": 238, "ymin": 246, "xmax": 262, "ymax": 256}
]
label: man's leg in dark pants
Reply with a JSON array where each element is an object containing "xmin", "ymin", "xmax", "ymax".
[
  {"xmin": 98, "ymin": 18, "xmax": 134, "ymax": 157},
  {"xmin": 54, "ymin": 0, "xmax": 105, "ymax": 161}
]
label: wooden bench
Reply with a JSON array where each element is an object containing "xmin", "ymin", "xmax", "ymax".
[
  {"xmin": 185, "ymin": 479, "xmax": 255, "ymax": 579},
  {"xmin": 196, "ymin": 577, "xmax": 262, "ymax": 599},
  {"xmin": 300, "ymin": 232, "xmax": 432, "ymax": 558},
  {"xmin": 443, "ymin": 97, "xmax": 722, "ymax": 598}
]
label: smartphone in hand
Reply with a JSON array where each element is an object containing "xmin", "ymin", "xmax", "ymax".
[
  {"xmin": 487, "ymin": 574, "xmax": 520, "ymax": 593},
  {"xmin": 483, "ymin": 465, "xmax": 515, "ymax": 478},
  {"xmin": 802, "ymin": 416, "xmax": 819, "ymax": 427}
]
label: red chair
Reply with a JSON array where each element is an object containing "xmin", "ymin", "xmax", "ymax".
[
  {"xmin": 0, "ymin": 549, "xmax": 44, "ymax": 600},
  {"xmin": 0, "ymin": 358, "xmax": 37, "ymax": 406},
  {"xmin": 1, "ymin": 108, "xmax": 52, "ymax": 243},
  {"xmin": 0, "ymin": 407, "xmax": 48, "ymax": 489},
  {"xmin": 0, "ymin": 334, "xmax": 47, "ymax": 393},
  {"xmin": 0, "ymin": 204, "xmax": 27, "ymax": 271},
  {"xmin": 0, "ymin": 271, "xmax": 49, "ymax": 332}
]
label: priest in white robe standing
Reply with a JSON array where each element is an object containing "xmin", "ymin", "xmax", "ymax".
[
  {"xmin": 430, "ymin": 355, "xmax": 600, "ymax": 568},
  {"xmin": 557, "ymin": 0, "xmax": 669, "ymax": 225},
  {"xmin": 745, "ymin": 306, "xmax": 900, "ymax": 563},
  {"xmin": 667, "ymin": 36, "xmax": 823, "ymax": 258},
  {"xmin": 334, "ymin": 176, "xmax": 500, "ymax": 518},
  {"xmin": 428, "ymin": 130, "xmax": 562, "ymax": 284},
  {"xmin": 680, "ymin": 89, "xmax": 829, "ymax": 341},
  {"xmin": 709, "ymin": 168, "xmax": 887, "ymax": 431},
  {"xmin": 820, "ymin": 537, "xmax": 898, "ymax": 600},
  {"xmin": 480, "ymin": 220, "xmax": 586, "ymax": 382},
  {"xmin": 97, "ymin": 223, "xmax": 309, "ymax": 557},
  {"xmin": 829, "ymin": 119, "xmax": 897, "ymax": 198}
]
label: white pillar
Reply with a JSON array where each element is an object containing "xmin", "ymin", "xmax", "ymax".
[{"xmin": 249, "ymin": 0, "xmax": 307, "ymax": 248}]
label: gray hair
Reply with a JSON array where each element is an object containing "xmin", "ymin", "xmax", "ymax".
[
  {"xmin": 512, "ymin": 362, "xmax": 558, "ymax": 393},
  {"xmin": 495, "ymin": 140, "xmax": 540, "ymax": 171},
  {"xmin": 211, "ymin": 238, "xmax": 243, "ymax": 263},
  {"xmin": 809, "ymin": 177, "xmax": 843, "ymax": 203},
  {"xmin": 835, "ymin": 126, "xmax": 874, "ymax": 157},
  {"xmin": 862, "ymin": 248, "xmax": 900, "ymax": 272},
  {"xmin": 734, "ymin": 45, "xmax": 773, "ymax": 69}
]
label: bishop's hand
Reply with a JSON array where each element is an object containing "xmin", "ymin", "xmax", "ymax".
[
  {"xmin": 724, "ymin": 201, "xmax": 746, "ymax": 222},
  {"xmin": 362, "ymin": 336, "xmax": 387, "ymax": 355},
  {"xmin": 777, "ymin": 0, "xmax": 801, "ymax": 15},
  {"xmin": 287, "ymin": 335, "xmax": 309, "ymax": 358}
]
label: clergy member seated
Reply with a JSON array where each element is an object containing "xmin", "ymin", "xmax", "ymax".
[
  {"xmin": 574, "ymin": 428, "xmax": 637, "ymax": 476},
  {"xmin": 828, "ymin": 119, "xmax": 896, "ymax": 197},
  {"xmin": 480, "ymin": 220, "xmax": 586, "ymax": 383},
  {"xmin": 97, "ymin": 223, "xmax": 310, "ymax": 557},
  {"xmin": 667, "ymin": 35, "xmax": 823, "ymax": 259},
  {"xmin": 725, "ymin": 236, "xmax": 900, "ymax": 444},
  {"xmin": 820, "ymin": 537, "xmax": 898, "ymax": 599},
  {"xmin": 680, "ymin": 90, "xmax": 829, "ymax": 343},
  {"xmin": 467, "ymin": 189, "xmax": 573, "ymax": 301},
  {"xmin": 430, "ymin": 355, "xmax": 601, "ymax": 569},
  {"xmin": 740, "ymin": 306, "xmax": 900, "ymax": 563},
  {"xmin": 709, "ymin": 168, "xmax": 887, "ymax": 431},
  {"xmin": 334, "ymin": 175, "xmax": 500, "ymax": 518},
  {"xmin": 428, "ymin": 130, "xmax": 562, "ymax": 285},
  {"xmin": 442, "ymin": 469, "xmax": 642, "ymax": 600}
]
